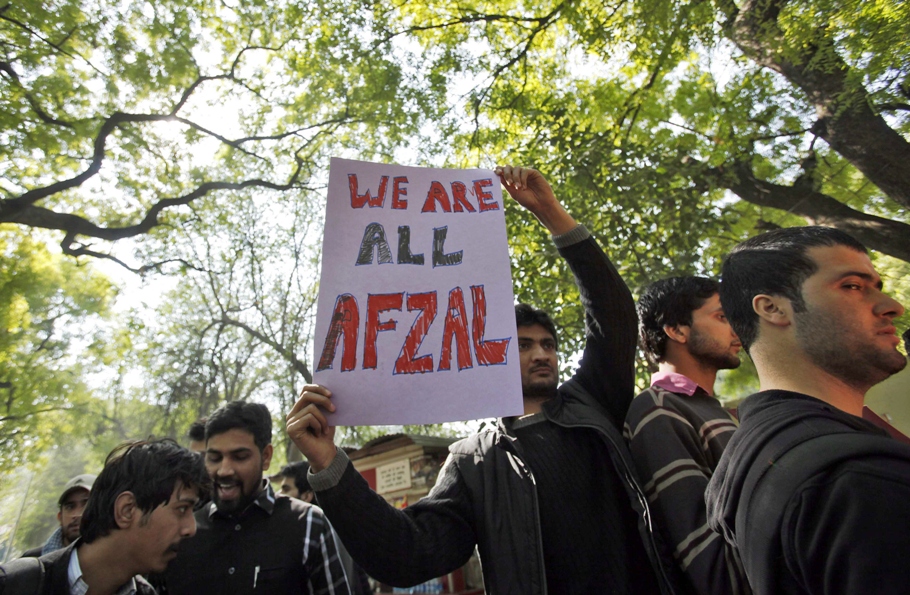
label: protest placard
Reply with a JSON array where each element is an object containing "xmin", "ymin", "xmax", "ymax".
[{"xmin": 312, "ymin": 158, "xmax": 524, "ymax": 425}]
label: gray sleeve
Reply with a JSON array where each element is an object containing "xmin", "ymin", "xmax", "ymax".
[{"xmin": 308, "ymin": 448, "xmax": 351, "ymax": 492}]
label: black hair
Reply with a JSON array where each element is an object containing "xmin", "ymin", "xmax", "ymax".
[
  {"xmin": 514, "ymin": 303, "xmax": 558, "ymax": 348},
  {"xmin": 279, "ymin": 461, "xmax": 311, "ymax": 494},
  {"xmin": 205, "ymin": 401, "xmax": 272, "ymax": 451},
  {"xmin": 637, "ymin": 276, "xmax": 719, "ymax": 364},
  {"xmin": 80, "ymin": 440, "xmax": 210, "ymax": 544},
  {"xmin": 188, "ymin": 418, "xmax": 207, "ymax": 442},
  {"xmin": 720, "ymin": 226, "xmax": 867, "ymax": 351}
]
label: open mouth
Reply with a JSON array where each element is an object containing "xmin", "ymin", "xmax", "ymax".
[{"xmin": 216, "ymin": 482, "xmax": 242, "ymax": 500}]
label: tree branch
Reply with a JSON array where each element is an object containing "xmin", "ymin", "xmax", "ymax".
[
  {"xmin": 708, "ymin": 158, "xmax": 910, "ymax": 262},
  {"xmin": 727, "ymin": 0, "xmax": 910, "ymax": 211},
  {"xmin": 3, "ymin": 158, "xmax": 307, "ymax": 258},
  {"xmin": 0, "ymin": 405, "xmax": 74, "ymax": 423},
  {"xmin": 219, "ymin": 314, "xmax": 312, "ymax": 382}
]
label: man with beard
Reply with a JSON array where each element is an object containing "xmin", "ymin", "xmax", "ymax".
[
  {"xmin": 705, "ymin": 227, "xmax": 910, "ymax": 594},
  {"xmin": 21, "ymin": 475, "xmax": 96, "ymax": 558},
  {"xmin": 625, "ymin": 276, "xmax": 749, "ymax": 595},
  {"xmin": 0, "ymin": 440, "xmax": 207, "ymax": 595},
  {"xmin": 163, "ymin": 402, "xmax": 352, "ymax": 595},
  {"xmin": 286, "ymin": 166, "xmax": 679, "ymax": 595}
]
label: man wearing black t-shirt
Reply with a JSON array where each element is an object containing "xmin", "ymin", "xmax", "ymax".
[
  {"xmin": 706, "ymin": 227, "xmax": 910, "ymax": 594},
  {"xmin": 287, "ymin": 166, "xmax": 679, "ymax": 595}
]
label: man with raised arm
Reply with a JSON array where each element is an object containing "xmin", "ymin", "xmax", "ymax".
[
  {"xmin": 287, "ymin": 166, "xmax": 680, "ymax": 595},
  {"xmin": 705, "ymin": 227, "xmax": 910, "ymax": 594},
  {"xmin": 626, "ymin": 276, "xmax": 750, "ymax": 594}
]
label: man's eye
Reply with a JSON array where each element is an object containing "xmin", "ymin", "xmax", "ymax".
[{"xmin": 518, "ymin": 342, "xmax": 530, "ymax": 351}]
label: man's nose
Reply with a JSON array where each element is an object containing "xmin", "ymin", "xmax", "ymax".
[
  {"xmin": 184, "ymin": 515, "xmax": 197, "ymax": 538},
  {"xmin": 529, "ymin": 344, "xmax": 549, "ymax": 360},
  {"xmin": 877, "ymin": 292, "xmax": 905, "ymax": 319},
  {"xmin": 214, "ymin": 460, "xmax": 235, "ymax": 477}
]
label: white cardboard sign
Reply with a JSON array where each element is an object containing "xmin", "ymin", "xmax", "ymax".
[{"xmin": 312, "ymin": 158, "xmax": 524, "ymax": 425}]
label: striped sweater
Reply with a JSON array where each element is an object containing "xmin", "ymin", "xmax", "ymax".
[{"xmin": 625, "ymin": 382, "xmax": 751, "ymax": 595}]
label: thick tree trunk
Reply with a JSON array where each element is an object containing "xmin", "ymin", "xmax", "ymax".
[
  {"xmin": 728, "ymin": 0, "xmax": 910, "ymax": 212},
  {"xmin": 721, "ymin": 161, "xmax": 910, "ymax": 263}
]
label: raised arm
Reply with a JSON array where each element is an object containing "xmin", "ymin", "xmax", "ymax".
[
  {"xmin": 559, "ymin": 228, "xmax": 637, "ymax": 425},
  {"xmin": 496, "ymin": 165, "xmax": 637, "ymax": 425}
]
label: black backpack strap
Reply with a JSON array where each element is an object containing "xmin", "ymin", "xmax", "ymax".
[
  {"xmin": 0, "ymin": 556, "xmax": 46, "ymax": 595},
  {"xmin": 737, "ymin": 430, "xmax": 906, "ymax": 593}
]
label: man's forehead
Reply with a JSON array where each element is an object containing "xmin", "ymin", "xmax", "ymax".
[
  {"xmin": 517, "ymin": 324, "xmax": 555, "ymax": 340},
  {"xmin": 695, "ymin": 292, "xmax": 722, "ymax": 313},
  {"xmin": 806, "ymin": 245, "xmax": 878, "ymax": 282},
  {"xmin": 62, "ymin": 489, "xmax": 90, "ymax": 504},
  {"xmin": 206, "ymin": 428, "xmax": 259, "ymax": 450},
  {"xmin": 170, "ymin": 482, "xmax": 200, "ymax": 503}
]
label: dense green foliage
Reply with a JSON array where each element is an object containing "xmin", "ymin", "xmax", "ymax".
[
  {"xmin": 0, "ymin": 226, "xmax": 116, "ymax": 469},
  {"xmin": 380, "ymin": 0, "xmax": 910, "ymax": 365}
]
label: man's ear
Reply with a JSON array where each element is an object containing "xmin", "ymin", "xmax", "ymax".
[
  {"xmin": 752, "ymin": 294, "xmax": 791, "ymax": 327},
  {"xmin": 663, "ymin": 324, "xmax": 689, "ymax": 344},
  {"xmin": 114, "ymin": 492, "xmax": 138, "ymax": 530},
  {"xmin": 261, "ymin": 444, "xmax": 274, "ymax": 471},
  {"xmin": 57, "ymin": 510, "xmax": 63, "ymax": 523}
]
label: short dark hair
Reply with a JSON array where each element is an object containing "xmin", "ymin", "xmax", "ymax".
[
  {"xmin": 206, "ymin": 401, "xmax": 271, "ymax": 451},
  {"xmin": 188, "ymin": 418, "xmax": 207, "ymax": 442},
  {"xmin": 637, "ymin": 276, "xmax": 719, "ymax": 364},
  {"xmin": 515, "ymin": 303, "xmax": 558, "ymax": 348},
  {"xmin": 80, "ymin": 440, "xmax": 210, "ymax": 544},
  {"xmin": 279, "ymin": 461, "xmax": 311, "ymax": 494},
  {"xmin": 720, "ymin": 226, "xmax": 867, "ymax": 350}
]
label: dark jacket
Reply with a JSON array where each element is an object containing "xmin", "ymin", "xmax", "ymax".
[
  {"xmin": 163, "ymin": 484, "xmax": 351, "ymax": 595},
  {"xmin": 312, "ymin": 229, "xmax": 680, "ymax": 595},
  {"xmin": 18, "ymin": 548, "xmax": 41, "ymax": 560},
  {"xmin": 706, "ymin": 390, "xmax": 910, "ymax": 594},
  {"xmin": 0, "ymin": 543, "xmax": 156, "ymax": 595}
]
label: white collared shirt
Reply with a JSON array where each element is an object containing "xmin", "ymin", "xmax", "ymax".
[{"xmin": 67, "ymin": 547, "xmax": 139, "ymax": 595}]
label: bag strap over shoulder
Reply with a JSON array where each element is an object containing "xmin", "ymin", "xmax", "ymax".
[{"xmin": 0, "ymin": 556, "xmax": 46, "ymax": 595}]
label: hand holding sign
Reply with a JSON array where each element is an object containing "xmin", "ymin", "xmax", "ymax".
[
  {"xmin": 286, "ymin": 384, "xmax": 337, "ymax": 472},
  {"xmin": 496, "ymin": 165, "xmax": 577, "ymax": 235}
]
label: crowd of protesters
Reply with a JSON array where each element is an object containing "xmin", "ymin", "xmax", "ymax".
[{"xmin": 1, "ymin": 166, "xmax": 908, "ymax": 595}]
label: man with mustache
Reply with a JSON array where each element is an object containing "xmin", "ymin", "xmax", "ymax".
[
  {"xmin": 163, "ymin": 401, "xmax": 352, "ymax": 595},
  {"xmin": 287, "ymin": 166, "xmax": 680, "ymax": 594},
  {"xmin": 0, "ymin": 439, "xmax": 208, "ymax": 595},
  {"xmin": 705, "ymin": 227, "xmax": 910, "ymax": 594},
  {"xmin": 20, "ymin": 475, "xmax": 96, "ymax": 559},
  {"xmin": 625, "ymin": 276, "xmax": 750, "ymax": 594}
]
